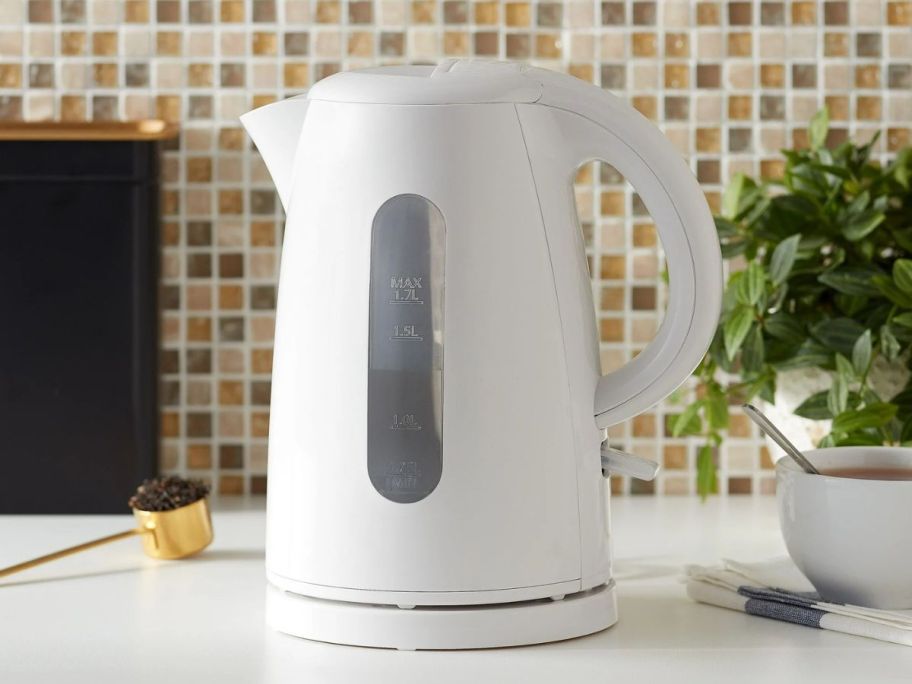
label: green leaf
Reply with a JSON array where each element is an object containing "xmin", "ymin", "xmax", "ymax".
[
  {"xmin": 811, "ymin": 318, "xmax": 866, "ymax": 356},
  {"xmin": 722, "ymin": 173, "xmax": 745, "ymax": 220},
  {"xmin": 736, "ymin": 262, "xmax": 766, "ymax": 306},
  {"xmin": 872, "ymin": 274, "xmax": 912, "ymax": 308},
  {"xmin": 831, "ymin": 403, "xmax": 897, "ymax": 433},
  {"xmin": 835, "ymin": 353, "xmax": 855, "ymax": 381},
  {"xmin": 671, "ymin": 402, "xmax": 703, "ymax": 438},
  {"xmin": 768, "ymin": 234, "xmax": 801, "ymax": 286},
  {"xmin": 891, "ymin": 388, "xmax": 912, "ymax": 421},
  {"xmin": 705, "ymin": 390, "xmax": 730, "ymax": 431},
  {"xmin": 835, "ymin": 431, "xmax": 885, "ymax": 447},
  {"xmin": 773, "ymin": 340, "xmax": 832, "ymax": 371},
  {"xmin": 741, "ymin": 325, "xmax": 765, "ymax": 373},
  {"xmin": 723, "ymin": 307, "xmax": 756, "ymax": 360},
  {"xmin": 892, "ymin": 313, "xmax": 912, "ymax": 328},
  {"xmin": 714, "ymin": 216, "xmax": 741, "ymax": 237},
  {"xmin": 894, "ymin": 259, "xmax": 912, "ymax": 294},
  {"xmin": 794, "ymin": 391, "xmax": 833, "ymax": 420},
  {"xmin": 901, "ymin": 417, "xmax": 912, "ymax": 444},
  {"xmin": 818, "ymin": 267, "xmax": 884, "ymax": 297},
  {"xmin": 696, "ymin": 445, "xmax": 717, "ymax": 500},
  {"xmin": 809, "ymin": 107, "xmax": 829, "ymax": 150},
  {"xmin": 851, "ymin": 329, "xmax": 872, "ymax": 376},
  {"xmin": 842, "ymin": 211, "xmax": 885, "ymax": 241},
  {"xmin": 827, "ymin": 374, "xmax": 849, "ymax": 416},
  {"xmin": 763, "ymin": 312, "xmax": 805, "ymax": 345},
  {"xmin": 846, "ymin": 190, "xmax": 870, "ymax": 217},
  {"xmin": 881, "ymin": 325, "xmax": 901, "ymax": 362}
]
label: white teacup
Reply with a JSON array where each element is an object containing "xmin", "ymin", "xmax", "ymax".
[{"xmin": 777, "ymin": 446, "xmax": 912, "ymax": 609}]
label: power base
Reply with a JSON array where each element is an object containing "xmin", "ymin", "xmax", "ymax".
[{"xmin": 266, "ymin": 580, "xmax": 618, "ymax": 650}]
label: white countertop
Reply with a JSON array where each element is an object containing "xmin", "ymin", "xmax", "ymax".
[{"xmin": 2, "ymin": 497, "xmax": 910, "ymax": 683}]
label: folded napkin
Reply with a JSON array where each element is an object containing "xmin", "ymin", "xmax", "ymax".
[{"xmin": 686, "ymin": 557, "xmax": 912, "ymax": 646}]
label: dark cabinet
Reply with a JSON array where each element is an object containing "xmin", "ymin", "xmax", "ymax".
[{"xmin": 0, "ymin": 122, "xmax": 176, "ymax": 513}]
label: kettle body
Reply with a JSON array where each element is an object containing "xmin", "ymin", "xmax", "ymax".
[{"xmin": 242, "ymin": 60, "xmax": 722, "ymax": 649}]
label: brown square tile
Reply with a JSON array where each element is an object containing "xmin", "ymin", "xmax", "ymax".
[
  {"xmin": 696, "ymin": 127, "xmax": 721, "ymax": 152},
  {"xmin": 890, "ymin": 64, "xmax": 912, "ymax": 89},
  {"xmin": 791, "ymin": 1, "xmax": 815, "ymax": 24},
  {"xmin": 824, "ymin": 1, "xmax": 848, "ymax": 24},
  {"xmin": 630, "ymin": 478, "xmax": 655, "ymax": 496},
  {"xmin": 186, "ymin": 349, "xmax": 212, "ymax": 374},
  {"xmin": 632, "ymin": 95, "xmax": 656, "ymax": 119},
  {"xmin": 474, "ymin": 1, "xmax": 498, "ymax": 23},
  {"xmin": 284, "ymin": 63, "xmax": 309, "ymax": 87},
  {"xmin": 251, "ymin": 381, "xmax": 271, "ymax": 405},
  {"xmin": 92, "ymin": 62, "xmax": 118, "ymax": 87},
  {"xmin": 600, "ymin": 191, "xmax": 624, "ymax": 216},
  {"xmin": 601, "ymin": 64, "xmax": 625, "ymax": 89},
  {"xmin": 60, "ymin": 95, "xmax": 86, "ymax": 121},
  {"xmin": 729, "ymin": 128, "xmax": 752, "ymax": 152},
  {"xmin": 380, "ymin": 32, "xmax": 404, "ymax": 56},
  {"xmin": 251, "ymin": 413, "xmax": 270, "ymax": 437},
  {"xmin": 824, "ymin": 32, "xmax": 849, "ymax": 56},
  {"xmin": 601, "ymin": 1, "xmax": 625, "ymax": 24},
  {"xmin": 219, "ymin": 285, "xmax": 244, "ymax": 309},
  {"xmin": 505, "ymin": 2, "xmax": 530, "ymax": 26},
  {"xmin": 220, "ymin": 0, "xmax": 244, "ymax": 21},
  {"xmin": 888, "ymin": 1, "xmax": 912, "ymax": 25},
  {"xmin": 220, "ymin": 63, "xmax": 245, "ymax": 87},
  {"xmin": 665, "ymin": 95, "xmax": 689, "ymax": 120},
  {"xmin": 219, "ymin": 444, "xmax": 244, "ymax": 468},
  {"xmin": 632, "ymin": 1, "xmax": 655, "ymax": 25},
  {"xmin": 600, "ymin": 286, "xmax": 624, "ymax": 311},
  {"xmin": 534, "ymin": 33, "xmax": 560, "ymax": 58},
  {"xmin": 473, "ymin": 31, "xmax": 498, "ymax": 56},
  {"xmin": 632, "ymin": 413, "xmax": 656, "ymax": 437},
  {"xmin": 727, "ymin": 32, "xmax": 752, "ymax": 56},
  {"xmin": 888, "ymin": 128, "xmax": 910, "ymax": 152},
  {"xmin": 252, "ymin": 32, "xmax": 277, "ymax": 55},
  {"xmin": 28, "ymin": 0, "xmax": 53, "ymax": 22},
  {"xmin": 125, "ymin": 0, "xmax": 150, "ymax": 22},
  {"xmin": 760, "ymin": 1, "xmax": 784, "ymax": 25},
  {"xmin": 219, "ymin": 475, "xmax": 244, "ymax": 495},
  {"xmin": 632, "ymin": 33, "xmax": 657, "ymax": 57},
  {"xmin": 663, "ymin": 445, "xmax": 687, "ymax": 469},
  {"xmin": 631, "ymin": 286, "xmax": 656, "ymax": 310},
  {"xmin": 92, "ymin": 31, "xmax": 117, "ymax": 55},
  {"xmin": 348, "ymin": 0, "xmax": 373, "ymax": 22},
  {"xmin": 60, "ymin": 0, "xmax": 85, "ymax": 22},
  {"xmin": 187, "ymin": 444, "xmax": 212, "ymax": 470},
  {"xmin": 186, "ymin": 412, "xmax": 212, "ymax": 437},
  {"xmin": 728, "ymin": 477, "xmax": 752, "ymax": 495},
  {"xmin": 219, "ymin": 253, "xmax": 244, "ymax": 278},
  {"xmin": 600, "ymin": 255, "xmax": 626, "ymax": 279},
  {"xmin": 251, "ymin": 476, "xmax": 267, "ymax": 495},
  {"xmin": 857, "ymin": 95, "xmax": 882, "ymax": 120},
  {"xmin": 187, "ymin": 253, "xmax": 212, "ymax": 278},
  {"xmin": 760, "ymin": 63, "xmax": 784, "ymax": 87},
  {"xmin": 252, "ymin": 0, "xmax": 276, "ymax": 21},
  {"xmin": 251, "ymin": 348, "xmax": 273, "ymax": 373},
  {"xmin": 537, "ymin": 2, "xmax": 561, "ymax": 27},
  {"xmin": 283, "ymin": 32, "xmax": 308, "ymax": 55},
  {"xmin": 188, "ymin": 0, "xmax": 213, "ymax": 22},
  {"xmin": 696, "ymin": 2, "xmax": 720, "ymax": 25},
  {"xmin": 219, "ymin": 317, "xmax": 244, "ymax": 342},
  {"xmin": 857, "ymin": 32, "xmax": 882, "ymax": 58},
  {"xmin": 599, "ymin": 318, "xmax": 623, "ymax": 342},
  {"xmin": 760, "ymin": 94, "xmax": 785, "ymax": 119},
  {"xmin": 156, "ymin": 95, "xmax": 181, "ymax": 122},
  {"xmin": 665, "ymin": 33, "xmax": 689, "ymax": 57},
  {"xmin": 157, "ymin": 31, "xmax": 181, "ymax": 55},
  {"xmin": 156, "ymin": 0, "xmax": 180, "ymax": 21},
  {"xmin": 28, "ymin": 63, "xmax": 53, "ymax": 88},
  {"xmin": 728, "ymin": 94, "xmax": 751, "ymax": 119},
  {"xmin": 219, "ymin": 381, "xmax": 244, "ymax": 406},
  {"xmin": 664, "ymin": 64, "xmax": 688, "ymax": 88},
  {"xmin": 506, "ymin": 34, "xmax": 530, "ymax": 58},
  {"xmin": 411, "ymin": 0, "xmax": 435, "ymax": 22},
  {"xmin": 825, "ymin": 94, "xmax": 849, "ymax": 120},
  {"xmin": 856, "ymin": 64, "xmax": 881, "ymax": 88},
  {"xmin": 792, "ymin": 63, "xmax": 817, "ymax": 88},
  {"xmin": 696, "ymin": 64, "xmax": 720, "ymax": 88},
  {"xmin": 728, "ymin": 2, "xmax": 752, "ymax": 24},
  {"xmin": 125, "ymin": 63, "xmax": 149, "ymax": 87},
  {"xmin": 697, "ymin": 159, "xmax": 720, "ymax": 183},
  {"xmin": 187, "ymin": 317, "xmax": 212, "ymax": 342}
]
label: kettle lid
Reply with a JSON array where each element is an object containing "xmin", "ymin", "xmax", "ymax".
[{"xmin": 307, "ymin": 59, "xmax": 543, "ymax": 105}]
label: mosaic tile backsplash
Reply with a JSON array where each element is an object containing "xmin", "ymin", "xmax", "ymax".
[{"xmin": 1, "ymin": 1, "xmax": 910, "ymax": 496}]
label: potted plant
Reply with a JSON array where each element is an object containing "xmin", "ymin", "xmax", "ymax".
[{"xmin": 673, "ymin": 109, "xmax": 912, "ymax": 497}]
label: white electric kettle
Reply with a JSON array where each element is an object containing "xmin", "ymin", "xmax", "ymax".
[{"xmin": 242, "ymin": 60, "xmax": 722, "ymax": 650}]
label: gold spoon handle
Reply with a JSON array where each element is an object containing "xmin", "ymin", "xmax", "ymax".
[{"xmin": 0, "ymin": 528, "xmax": 150, "ymax": 578}]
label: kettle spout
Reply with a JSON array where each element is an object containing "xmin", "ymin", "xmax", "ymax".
[{"xmin": 240, "ymin": 94, "xmax": 310, "ymax": 212}]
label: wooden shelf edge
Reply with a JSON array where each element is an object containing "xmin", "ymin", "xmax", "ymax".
[{"xmin": 0, "ymin": 120, "xmax": 180, "ymax": 141}]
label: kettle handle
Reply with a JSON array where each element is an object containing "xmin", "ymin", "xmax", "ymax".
[{"xmin": 523, "ymin": 70, "xmax": 722, "ymax": 429}]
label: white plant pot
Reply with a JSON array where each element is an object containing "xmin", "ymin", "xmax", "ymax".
[{"xmin": 762, "ymin": 357, "xmax": 909, "ymax": 462}]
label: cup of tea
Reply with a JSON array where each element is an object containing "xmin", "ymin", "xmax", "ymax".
[{"xmin": 777, "ymin": 446, "xmax": 912, "ymax": 609}]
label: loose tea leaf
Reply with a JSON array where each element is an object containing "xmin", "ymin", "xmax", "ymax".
[{"xmin": 128, "ymin": 476, "xmax": 211, "ymax": 512}]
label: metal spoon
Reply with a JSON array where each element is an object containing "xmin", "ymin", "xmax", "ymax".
[{"xmin": 742, "ymin": 403, "xmax": 820, "ymax": 475}]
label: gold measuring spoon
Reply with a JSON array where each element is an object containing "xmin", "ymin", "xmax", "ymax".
[{"xmin": 0, "ymin": 477, "xmax": 213, "ymax": 578}]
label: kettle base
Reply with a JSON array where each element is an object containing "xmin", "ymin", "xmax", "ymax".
[{"xmin": 266, "ymin": 580, "xmax": 617, "ymax": 650}]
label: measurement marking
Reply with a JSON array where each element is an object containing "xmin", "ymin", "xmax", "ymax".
[
  {"xmin": 388, "ymin": 299, "xmax": 425, "ymax": 305},
  {"xmin": 390, "ymin": 336, "xmax": 424, "ymax": 341}
]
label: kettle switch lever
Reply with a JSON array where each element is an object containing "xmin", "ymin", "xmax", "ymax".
[{"xmin": 600, "ymin": 445, "xmax": 659, "ymax": 481}]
